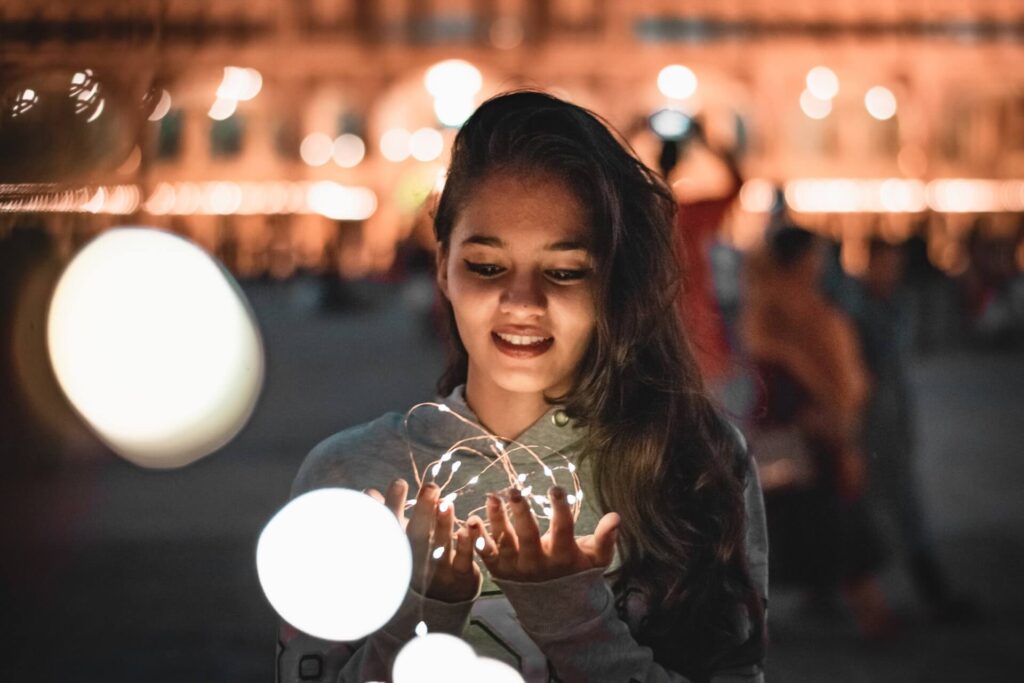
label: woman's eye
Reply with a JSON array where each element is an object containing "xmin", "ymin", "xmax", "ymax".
[
  {"xmin": 464, "ymin": 261, "xmax": 505, "ymax": 277},
  {"xmin": 546, "ymin": 269, "xmax": 590, "ymax": 282}
]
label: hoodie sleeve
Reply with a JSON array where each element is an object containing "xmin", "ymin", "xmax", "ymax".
[
  {"xmin": 276, "ymin": 586, "xmax": 477, "ymax": 683},
  {"xmin": 493, "ymin": 453, "xmax": 768, "ymax": 683}
]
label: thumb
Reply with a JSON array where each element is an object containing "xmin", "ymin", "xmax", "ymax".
[{"xmin": 590, "ymin": 512, "xmax": 620, "ymax": 567}]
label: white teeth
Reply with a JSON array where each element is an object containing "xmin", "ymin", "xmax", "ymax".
[{"xmin": 496, "ymin": 332, "xmax": 551, "ymax": 346}]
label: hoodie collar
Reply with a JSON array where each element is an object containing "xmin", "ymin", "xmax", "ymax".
[{"xmin": 439, "ymin": 384, "xmax": 584, "ymax": 455}]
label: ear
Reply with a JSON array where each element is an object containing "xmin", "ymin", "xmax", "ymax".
[{"xmin": 435, "ymin": 243, "xmax": 450, "ymax": 299}]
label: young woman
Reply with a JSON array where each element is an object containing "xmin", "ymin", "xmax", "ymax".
[{"xmin": 279, "ymin": 91, "xmax": 767, "ymax": 683}]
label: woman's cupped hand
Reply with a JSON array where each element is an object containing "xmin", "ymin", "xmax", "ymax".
[
  {"xmin": 364, "ymin": 479, "xmax": 481, "ymax": 604},
  {"xmin": 468, "ymin": 485, "xmax": 620, "ymax": 583}
]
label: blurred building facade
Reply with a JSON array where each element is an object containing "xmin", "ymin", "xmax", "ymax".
[{"xmin": 1, "ymin": 0, "xmax": 1022, "ymax": 279}]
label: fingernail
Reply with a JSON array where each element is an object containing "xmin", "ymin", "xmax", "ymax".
[
  {"xmin": 486, "ymin": 493, "xmax": 499, "ymax": 505},
  {"xmin": 422, "ymin": 483, "xmax": 438, "ymax": 493},
  {"xmin": 509, "ymin": 487, "xmax": 522, "ymax": 503},
  {"xmin": 550, "ymin": 486, "xmax": 564, "ymax": 500}
]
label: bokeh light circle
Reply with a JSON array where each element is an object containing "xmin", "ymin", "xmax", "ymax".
[
  {"xmin": 381, "ymin": 128, "xmax": 412, "ymax": 162},
  {"xmin": 257, "ymin": 488, "xmax": 412, "ymax": 642},
  {"xmin": 393, "ymin": 633, "xmax": 476, "ymax": 683},
  {"xmin": 805, "ymin": 66, "xmax": 839, "ymax": 100},
  {"xmin": 46, "ymin": 228, "xmax": 264, "ymax": 468},
  {"xmin": 424, "ymin": 60, "xmax": 482, "ymax": 99},
  {"xmin": 332, "ymin": 133, "xmax": 366, "ymax": 168},
  {"xmin": 799, "ymin": 89, "xmax": 832, "ymax": 120},
  {"xmin": 410, "ymin": 128, "xmax": 444, "ymax": 162},
  {"xmin": 300, "ymin": 132, "xmax": 334, "ymax": 166},
  {"xmin": 657, "ymin": 64, "xmax": 698, "ymax": 100},
  {"xmin": 865, "ymin": 86, "xmax": 897, "ymax": 121},
  {"xmin": 470, "ymin": 657, "xmax": 526, "ymax": 682}
]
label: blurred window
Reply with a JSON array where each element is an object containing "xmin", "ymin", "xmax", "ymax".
[
  {"xmin": 156, "ymin": 109, "xmax": 183, "ymax": 160},
  {"xmin": 211, "ymin": 115, "xmax": 245, "ymax": 158}
]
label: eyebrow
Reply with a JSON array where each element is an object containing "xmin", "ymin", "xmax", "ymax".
[{"xmin": 461, "ymin": 234, "xmax": 590, "ymax": 252}]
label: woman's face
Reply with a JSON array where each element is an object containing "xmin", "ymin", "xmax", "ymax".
[{"xmin": 437, "ymin": 171, "xmax": 598, "ymax": 398}]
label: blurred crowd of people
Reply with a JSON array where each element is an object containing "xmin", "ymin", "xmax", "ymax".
[{"xmin": 652, "ymin": 121, "xmax": 1017, "ymax": 644}]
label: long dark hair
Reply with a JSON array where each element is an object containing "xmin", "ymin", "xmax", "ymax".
[{"xmin": 433, "ymin": 91, "xmax": 765, "ymax": 680}]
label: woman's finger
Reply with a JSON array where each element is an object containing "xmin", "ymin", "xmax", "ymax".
[
  {"xmin": 546, "ymin": 486, "xmax": 576, "ymax": 563},
  {"xmin": 383, "ymin": 478, "xmax": 409, "ymax": 520},
  {"xmin": 451, "ymin": 525, "xmax": 476, "ymax": 576},
  {"xmin": 588, "ymin": 512, "xmax": 621, "ymax": 567},
  {"xmin": 363, "ymin": 488, "xmax": 385, "ymax": 504},
  {"xmin": 486, "ymin": 493, "xmax": 519, "ymax": 567},
  {"xmin": 467, "ymin": 516, "xmax": 498, "ymax": 566},
  {"xmin": 507, "ymin": 487, "xmax": 542, "ymax": 570},
  {"xmin": 408, "ymin": 483, "xmax": 439, "ymax": 563},
  {"xmin": 432, "ymin": 498, "xmax": 454, "ymax": 564}
]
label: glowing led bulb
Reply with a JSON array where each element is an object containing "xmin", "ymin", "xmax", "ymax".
[
  {"xmin": 393, "ymin": 633, "xmax": 475, "ymax": 683},
  {"xmin": 47, "ymin": 228, "xmax": 263, "ymax": 468},
  {"xmin": 256, "ymin": 488, "xmax": 411, "ymax": 641},
  {"xmin": 393, "ymin": 632, "xmax": 525, "ymax": 683},
  {"xmin": 657, "ymin": 64, "xmax": 698, "ymax": 99},
  {"xmin": 471, "ymin": 658, "xmax": 525, "ymax": 682}
]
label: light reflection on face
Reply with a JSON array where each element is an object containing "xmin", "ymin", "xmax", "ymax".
[{"xmin": 437, "ymin": 172, "xmax": 597, "ymax": 399}]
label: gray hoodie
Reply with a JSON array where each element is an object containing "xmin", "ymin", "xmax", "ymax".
[{"xmin": 277, "ymin": 386, "xmax": 768, "ymax": 683}]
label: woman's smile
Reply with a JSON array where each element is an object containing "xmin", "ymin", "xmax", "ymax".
[
  {"xmin": 436, "ymin": 171, "xmax": 597, "ymax": 399},
  {"xmin": 491, "ymin": 329, "xmax": 555, "ymax": 358}
]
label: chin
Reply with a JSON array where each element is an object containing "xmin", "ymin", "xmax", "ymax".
[{"xmin": 491, "ymin": 368, "xmax": 566, "ymax": 396}]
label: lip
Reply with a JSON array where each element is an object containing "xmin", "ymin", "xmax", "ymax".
[
  {"xmin": 492, "ymin": 325, "xmax": 553, "ymax": 337},
  {"xmin": 491, "ymin": 331, "xmax": 554, "ymax": 359}
]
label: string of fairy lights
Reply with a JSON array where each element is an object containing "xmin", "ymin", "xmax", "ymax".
[{"xmin": 401, "ymin": 402, "xmax": 586, "ymax": 552}]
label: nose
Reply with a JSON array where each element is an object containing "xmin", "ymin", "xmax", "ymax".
[{"xmin": 499, "ymin": 270, "xmax": 546, "ymax": 317}]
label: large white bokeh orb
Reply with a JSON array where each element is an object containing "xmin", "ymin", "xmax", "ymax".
[
  {"xmin": 46, "ymin": 227, "xmax": 264, "ymax": 468},
  {"xmin": 393, "ymin": 633, "xmax": 476, "ymax": 683},
  {"xmin": 257, "ymin": 488, "xmax": 412, "ymax": 642},
  {"xmin": 470, "ymin": 657, "xmax": 526, "ymax": 682}
]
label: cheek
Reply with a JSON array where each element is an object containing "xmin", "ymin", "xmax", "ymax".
[
  {"xmin": 552, "ymin": 291, "xmax": 597, "ymax": 349},
  {"xmin": 447, "ymin": 276, "xmax": 495, "ymax": 335}
]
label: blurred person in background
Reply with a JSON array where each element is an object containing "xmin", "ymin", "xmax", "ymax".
[
  {"xmin": 960, "ymin": 220, "xmax": 1024, "ymax": 348},
  {"xmin": 841, "ymin": 238, "xmax": 976, "ymax": 622},
  {"xmin": 658, "ymin": 116, "xmax": 744, "ymax": 395},
  {"xmin": 740, "ymin": 226, "xmax": 898, "ymax": 640}
]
